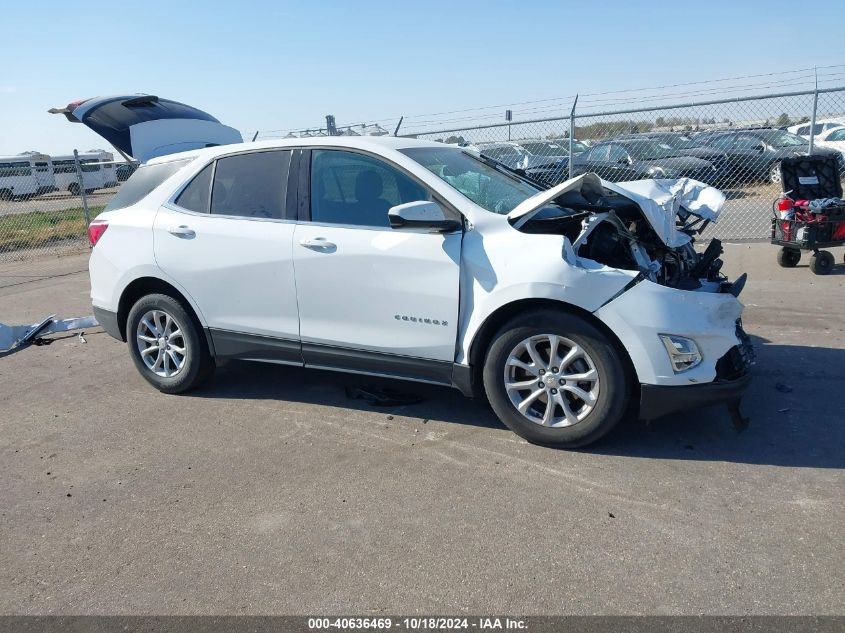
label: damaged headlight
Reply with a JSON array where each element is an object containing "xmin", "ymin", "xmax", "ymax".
[{"xmin": 659, "ymin": 334, "xmax": 702, "ymax": 373}]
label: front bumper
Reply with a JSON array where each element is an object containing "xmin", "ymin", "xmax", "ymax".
[
  {"xmin": 639, "ymin": 372, "xmax": 751, "ymax": 420},
  {"xmin": 639, "ymin": 324, "xmax": 754, "ymax": 420}
]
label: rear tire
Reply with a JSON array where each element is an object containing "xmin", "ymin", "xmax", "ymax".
[
  {"xmin": 769, "ymin": 162, "xmax": 781, "ymax": 184},
  {"xmin": 126, "ymin": 293, "xmax": 214, "ymax": 394},
  {"xmin": 482, "ymin": 309, "xmax": 630, "ymax": 448},
  {"xmin": 68, "ymin": 183, "xmax": 80, "ymax": 196},
  {"xmin": 0, "ymin": 189, "xmax": 12, "ymax": 201},
  {"xmin": 809, "ymin": 251, "xmax": 835, "ymax": 275},
  {"xmin": 777, "ymin": 247, "xmax": 801, "ymax": 268}
]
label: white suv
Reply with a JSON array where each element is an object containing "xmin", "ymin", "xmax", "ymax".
[{"xmin": 61, "ymin": 95, "xmax": 753, "ymax": 448}]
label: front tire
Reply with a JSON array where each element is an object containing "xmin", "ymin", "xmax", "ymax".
[
  {"xmin": 483, "ymin": 310, "xmax": 630, "ymax": 448},
  {"xmin": 126, "ymin": 293, "xmax": 214, "ymax": 394},
  {"xmin": 769, "ymin": 162, "xmax": 782, "ymax": 184}
]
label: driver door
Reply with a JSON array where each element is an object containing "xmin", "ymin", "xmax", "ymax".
[{"xmin": 292, "ymin": 149, "xmax": 462, "ymax": 381}]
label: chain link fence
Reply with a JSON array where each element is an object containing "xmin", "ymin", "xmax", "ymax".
[
  {"xmin": 0, "ymin": 152, "xmax": 135, "ymax": 287},
  {"xmin": 408, "ymin": 87, "xmax": 845, "ymax": 242},
  {"xmin": 3, "ymin": 85, "xmax": 844, "ymax": 287}
]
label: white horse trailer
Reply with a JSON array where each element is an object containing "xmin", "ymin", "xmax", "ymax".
[
  {"xmin": 87, "ymin": 149, "xmax": 118, "ymax": 187},
  {"xmin": 0, "ymin": 154, "xmax": 39, "ymax": 200},
  {"xmin": 50, "ymin": 152, "xmax": 108, "ymax": 195},
  {"xmin": 19, "ymin": 152, "xmax": 57, "ymax": 194}
]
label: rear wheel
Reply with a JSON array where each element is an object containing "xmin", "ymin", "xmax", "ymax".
[
  {"xmin": 126, "ymin": 293, "xmax": 214, "ymax": 394},
  {"xmin": 769, "ymin": 162, "xmax": 782, "ymax": 184},
  {"xmin": 0, "ymin": 189, "xmax": 12, "ymax": 201},
  {"xmin": 67, "ymin": 183, "xmax": 80, "ymax": 196},
  {"xmin": 777, "ymin": 247, "xmax": 801, "ymax": 268},
  {"xmin": 809, "ymin": 251, "xmax": 835, "ymax": 275},
  {"xmin": 483, "ymin": 310, "xmax": 630, "ymax": 448}
]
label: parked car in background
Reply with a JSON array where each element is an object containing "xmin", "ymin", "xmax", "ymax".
[
  {"xmin": 813, "ymin": 126, "xmax": 845, "ymax": 160},
  {"xmin": 517, "ymin": 139, "xmax": 590, "ymax": 156},
  {"xmin": 115, "ymin": 163, "xmax": 137, "ymax": 181},
  {"xmin": 570, "ymin": 139, "xmax": 718, "ymax": 183},
  {"xmin": 473, "ymin": 141, "xmax": 569, "ymax": 186},
  {"xmin": 694, "ymin": 129, "xmax": 843, "ymax": 184},
  {"xmin": 787, "ymin": 119, "xmax": 845, "ymax": 139},
  {"xmin": 615, "ymin": 133, "xmax": 732, "ymax": 183}
]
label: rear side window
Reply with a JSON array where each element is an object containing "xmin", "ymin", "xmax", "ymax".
[
  {"xmin": 210, "ymin": 150, "xmax": 291, "ymax": 219},
  {"xmin": 104, "ymin": 159, "xmax": 190, "ymax": 212},
  {"xmin": 175, "ymin": 164, "xmax": 213, "ymax": 213}
]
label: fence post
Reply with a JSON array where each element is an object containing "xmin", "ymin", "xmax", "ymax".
[
  {"xmin": 73, "ymin": 149, "xmax": 91, "ymax": 227},
  {"xmin": 568, "ymin": 94, "xmax": 578, "ymax": 179},
  {"xmin": 808, "ymin": 67, "xmax": 819, "ymax": 155}
]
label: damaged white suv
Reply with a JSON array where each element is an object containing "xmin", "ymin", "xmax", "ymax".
[{"xmin": 58, "ymin": 95, "xmax": 753, "ymax": 448}]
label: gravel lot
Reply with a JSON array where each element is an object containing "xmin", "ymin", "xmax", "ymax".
[{"xmin": 1, "ymin": 243, "xmax": 843, "ymax": 615}]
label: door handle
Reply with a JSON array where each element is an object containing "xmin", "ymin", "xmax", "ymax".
[
  {"xmin": 299, "ymin": 237, "xmax": 336, "ymax": 250},
  {"xmin": 168, "ymin": 225, "xmax": 196, "ymax": 239}
]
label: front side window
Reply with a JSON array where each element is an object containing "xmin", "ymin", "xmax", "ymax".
[
  {"xmin": 310, "ymin": 150, "xmax": 430, "ymax": 227},
  {"xmin": 708, "ymin": 135, "xmax": 734, "ymax": 150},
  {"xmin": 607, "ymin": 145, "xmax": 630, "ymax": 162},
  {"xmin": 585, "ymin": 146, "xmax": 610, "ymax": 162},
  {"xmin": 826, "ymin": 129, "xmax": 845, "ymax": 142},
  {"xmin": 797, "ymin": 125, "xmax": 809, "ymax": 135},
  {"xmin": 210, "ymin": 150, "xmax": 291, "ymax": 219},
  {"xmin": 401, "ymin": 146, "xmax": 541, "ymax": 215}
]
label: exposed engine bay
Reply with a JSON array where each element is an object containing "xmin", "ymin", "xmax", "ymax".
[{"xmin": 510, "ymin": 174, "xmax": 742, "ymax": 293}]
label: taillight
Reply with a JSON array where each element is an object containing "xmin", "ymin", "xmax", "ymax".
[{"xmin": 87, "ymin": 219, "xmax": 109, "ymax": 247}]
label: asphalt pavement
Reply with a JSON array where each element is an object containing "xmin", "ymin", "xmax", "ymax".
[{"xmin": 1, "ymin": 244, "xmax": 843, "ymax": 614}]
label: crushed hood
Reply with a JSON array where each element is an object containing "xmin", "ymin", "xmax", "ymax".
[
  {"xmin": 507, "ymin": 173, "xmax": 725, "ymax": 247},
  {"xmin": 49, "ymin": 94, "xmax": 243, "ymax": 163}
]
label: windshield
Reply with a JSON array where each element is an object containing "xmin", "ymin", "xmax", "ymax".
[
  {"xmin": 758, "ymin": 131, "xmax": 806, "ymax": 147},
  {"xmin": 651, "ymin": 135, "xmax": 697, "ymax": 150},
  {"xmin": 521, "ymin": 140, "xmax": 589, "ymax": 155},
  {"xmin": 625, "ymin": 140, "xmax": 675, "ymax": 160},
  {"xmin": 400, "ymin": 146, "xmax": 541, "ymax": 215}
]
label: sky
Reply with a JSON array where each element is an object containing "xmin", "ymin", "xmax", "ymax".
[{"xmin": 2, "ymin": 0, "xmax": 844, "ymax": 155}]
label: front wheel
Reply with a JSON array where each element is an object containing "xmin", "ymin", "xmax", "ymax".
[
  {"xmin": 769, "ymin": 162, "xmax": 782, "ymax": 184},
  {"xmin": 483, "ymin": 310, "xmax": 630, "ymax": 448},
  {"xmin": 126, "ymin": 293, "xmax": 214, "ymax": 394}
]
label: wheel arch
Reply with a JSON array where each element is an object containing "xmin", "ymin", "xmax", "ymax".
[
  {"xmin": 116, "ymin": 276, "xmax": 214, "ymax": 355},
  {"xmin": 466, "ymin": 298, "xmax": 638, "ymax": 400}
]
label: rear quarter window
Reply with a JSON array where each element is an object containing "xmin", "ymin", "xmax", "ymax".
[{"xmin": 103, "ymin": 159, "xmax": 191, "ymax": 212}]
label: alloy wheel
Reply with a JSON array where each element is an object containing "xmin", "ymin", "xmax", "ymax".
[
  {"xmin": 135, "ymin": 309, "xmax": 187, "ymax": 378},
  {"xmin": 503, "ymin": 334, "xmax": 600, "ymax": 428}
]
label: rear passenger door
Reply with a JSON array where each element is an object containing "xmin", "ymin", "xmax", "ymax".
[{"xmin": 153, "ymin": 149, "xmax": 302, "ymax": 363}]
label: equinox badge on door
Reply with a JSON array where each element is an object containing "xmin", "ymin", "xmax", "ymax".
[{"xmin": 395, "ymin": 314, "xmax": 449, "ymax": 326}]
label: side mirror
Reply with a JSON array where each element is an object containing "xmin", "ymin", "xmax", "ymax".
[{"xmin": 388, "ymin": 201, "xmax": 462, "ymax": 233}]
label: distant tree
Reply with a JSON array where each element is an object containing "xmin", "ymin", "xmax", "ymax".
[
  {"xmin": 798, "ymin": 116, "xmax": 810, "ymax": 124},
  {"xmin": 775, "ymin": 113, "xmax": 790, "ymax": 126},
  {"xmin": 655, "ymin": 117, "xmax": 666, "ymax": 127},
  {"xmin": 444, "ymin": 135, "xmax": 465, "ymax": 145}
]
